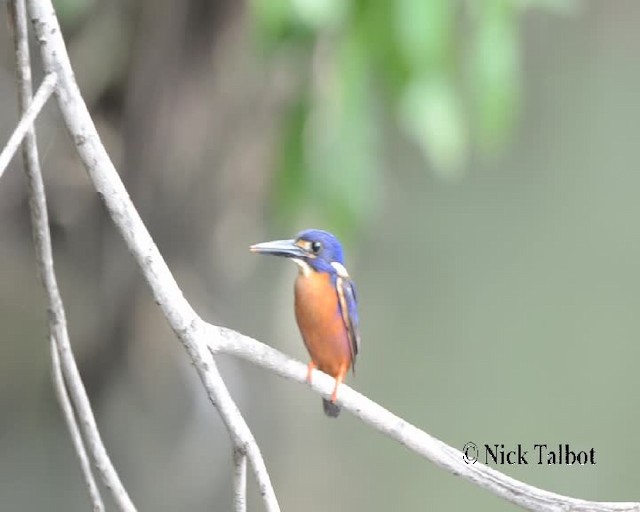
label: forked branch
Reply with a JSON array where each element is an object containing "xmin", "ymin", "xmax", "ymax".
[
  {"xmin": 3, "ymin": 0, "xmax": 638, "ymax": 511},
  {"xmin": 0, "ymin": 71, "xmax": 56, "ymax": 180},
  {"xmin": 25, "ymin": 0, "xmax": 278, "ymax": 510}
]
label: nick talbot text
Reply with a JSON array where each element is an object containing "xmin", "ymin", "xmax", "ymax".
[{"xmin": 484, "ymin": 443, "xmax": 596, "ymax": 465}]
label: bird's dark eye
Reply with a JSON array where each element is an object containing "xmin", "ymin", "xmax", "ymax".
[{"xmin": 311, "ymin": 241, "xmax": 322, "ymax": 254}]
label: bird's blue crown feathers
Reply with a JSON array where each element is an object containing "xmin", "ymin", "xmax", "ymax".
[{"xmin": 296, "ymin": 229, "xmax": 345, "ymax": 273}]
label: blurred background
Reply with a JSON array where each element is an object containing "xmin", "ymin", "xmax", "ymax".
[{"xmin": 1, "ymin": 0, "xmax": 639, "ymax": 510}]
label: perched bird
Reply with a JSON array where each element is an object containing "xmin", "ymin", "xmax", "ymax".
[{"xmin": 250, "ymin": 229, "xmax": 360, "ymax": 417}]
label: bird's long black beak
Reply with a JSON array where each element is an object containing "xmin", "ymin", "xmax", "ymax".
[{"xmin": 250, "ymin": 239, "xmax": 306, "ymax": 258}]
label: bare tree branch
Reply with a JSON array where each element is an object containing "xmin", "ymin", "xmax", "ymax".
[
  {"xmin": 0, "ymin": 71, "xmax": 56, "ymax": 180},
  {"xmin": 9, "ymin": 1, "xmax": 135, "ymax": 510},
  {"xmin": 50, "ymin": 337, "xmax": 105, "ymax": 512},
  {"xmin": 12, "ymin": 1, "xmax": 640, "ymax": 511},
  {"xmin": 25, "ymin": 1, "xmax": 280, "ymax": 510},
  {"xmin": 233, "ymin": 448, "xmax": 247, "ymax": 512},
  {"xmin": 211, "ymin": 327, "xmax": 640, "ymax": 512}
]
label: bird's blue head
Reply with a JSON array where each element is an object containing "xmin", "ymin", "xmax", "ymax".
[{"xmin": 250, "ymin": 229, "xmax": 346, "ymax": 276}]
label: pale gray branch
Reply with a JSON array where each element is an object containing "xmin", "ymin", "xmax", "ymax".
[
  {"xmin": 17, "ymin": 1, "xmax": 640, "ymax": 511},
  {"xmin": 10, "ymin": 0, "xmax": 134, "ymax": 510},
  {"xmin": 209, "ymin": 325, "xmax": 640, "ymax": 512},
  {"xmin": 233, "ymin": 448, "xmax": 247, "ymax": 512},
  {"xmin": 0, "ymin": 71, "xmax": 56, "ymax": 180},
  {"xmin": 26, "ymin": 1, "xmax": 280, "ymax": 510},
  {"xmin": 50, "ymin": 338, "xmax": 105, "ymax": 512}
]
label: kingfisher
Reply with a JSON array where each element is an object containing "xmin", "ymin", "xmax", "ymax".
[{"xmin": 250, "ymin": 229, "xmax": 360, "ymax": 418}]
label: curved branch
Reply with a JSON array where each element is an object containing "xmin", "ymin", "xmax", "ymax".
[
  {"xmin": 210, "ymin": 326, "xmax": 640, "ymax": 512},
  {"xmin": 9, "ymin": 0, "xmax": 122, "ymax": 510},
  {"xmin": 233, "ymin": 448, "xmax": 247, "ymax": 512},
  {"xmin": 25, "ymin": 1, "xmax": 279, "ymax": 510},
  {"xmin": 21, "ymin": 1, "xmax": 640, "ymax": 511},
  {"xmin": 51, "ymin": 337, "xmax": 105, "ymax": 512}
]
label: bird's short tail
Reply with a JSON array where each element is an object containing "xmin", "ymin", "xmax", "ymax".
[{"xmin": 322, "ymin": 398, "xmax": 341, "ymax": 418}]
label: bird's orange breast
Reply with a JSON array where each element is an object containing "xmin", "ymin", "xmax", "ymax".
[{"xmin": 294, "ymin": 271, "xmax": 351, "ymax": 378}]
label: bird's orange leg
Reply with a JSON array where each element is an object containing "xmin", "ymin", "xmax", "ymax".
[
  {"xmin": 306, "ymin": 361, "xmax": 317, "ymax": 384},
  {"xmin": 330, "ymin": 364, "xmax": 348, "ymax": 402}
]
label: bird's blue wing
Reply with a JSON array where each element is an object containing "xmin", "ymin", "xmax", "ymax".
[{"xmin": 336, "ymin": 276, "xmax": 360, "ymax": 372}]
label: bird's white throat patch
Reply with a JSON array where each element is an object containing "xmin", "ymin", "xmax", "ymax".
[
  {"xmin": 292, "ymin": 259, "xmax": 349, "ymax": 278},
  {"xmin": 292, "ymin": 258, "xmax": 312, "ymax": 277}
]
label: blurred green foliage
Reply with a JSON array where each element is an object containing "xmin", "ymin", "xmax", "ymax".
[{"xmin": 250, "ymin": 0, "xmax": 574, "ymax": 235}]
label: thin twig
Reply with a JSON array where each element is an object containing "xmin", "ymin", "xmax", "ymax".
[
  {"xmin": 233, "ymin": 448, "xmax": 247, "ymax": 512},
  {"xmin": 26, "ymin": 1, "xmax": 280, "ymax": 510},
  {"xmin": 0, "ymin": 71, "xmax": 56, "ymax": 180},
  {"xmin": 50, "ymin": 338, "xmax": 105, "ymax": 512},
  {"xmin": 10, "ymin": 1, "xmax": 135, "ymax": 510}
]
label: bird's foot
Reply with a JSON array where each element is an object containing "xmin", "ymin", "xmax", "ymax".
[
  {"xmin": 306, "ymin": 361, "xmax": 316, "ymax": 384},
  {"xmin": 330, "ymin": 366, "xmax": 347, "ymax": 402}
]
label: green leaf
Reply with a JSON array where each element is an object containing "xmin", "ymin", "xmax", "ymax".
[
  {"xmin": 305, "ymin": 30, "xmax": 380, "ymax": 234},
  {"xmin": 471, "ymin": 0, "xmax": 520, "ymax": 151},
  {"xmin": 271, "ymin": 98, "xmax": 310, "ymax": 231},
  {"xmin": 249, "ymin": 0, "xmax": 292, "ymax": 39},
  {"xmin": 249, "ymin": 0, "xmax": 316, "ymax": 46},
  {"xmin": 290, "ymin": 0, "xmax": 350, "ymax": 30},
  {"xmin": 360, "ymin": 1, "xmax": 409, "ymax": 95},
  {"xmin": 394, "ymin": 0, "xmax": 456, "ymax": 68},
  {"xmin": 399, "ymin": 74, "xmax": 467, "ymax": 178}
]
